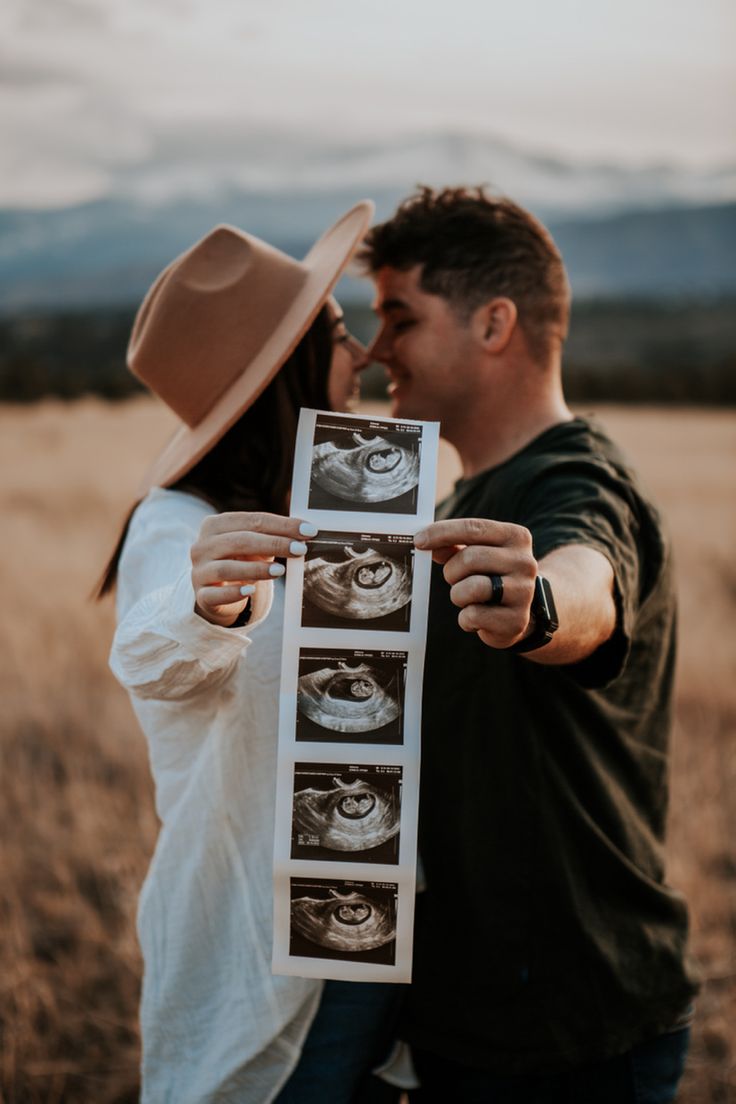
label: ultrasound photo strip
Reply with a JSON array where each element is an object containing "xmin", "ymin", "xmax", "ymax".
[{"xmin": 273, "ymin": 407, "xmax": 439, "ymax": 984}]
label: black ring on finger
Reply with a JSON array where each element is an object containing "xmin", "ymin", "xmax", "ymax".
[{"xmin": 486, "ymin": 573, "xmax": 504, "ymax": 607}]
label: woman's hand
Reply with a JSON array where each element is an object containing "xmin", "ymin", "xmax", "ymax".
[{"xmin": 190, "ymin": 512, "xmax": 318, "ymax": 627}]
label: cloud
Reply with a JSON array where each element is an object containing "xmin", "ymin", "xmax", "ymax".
[
  {"xmin": 0, "ymin": 0, "xmax": 733, "ymax": 209},
  {"xmin": 0, "ymin": 80, "xmax": 153, "ymax": 207},
  {"xmin": 9, "ymin": 0, "xmax": 108, "ymax": 33},
  {"xmin": 0, "ymin": 52, "xmax": 80, "ymax": 88}
]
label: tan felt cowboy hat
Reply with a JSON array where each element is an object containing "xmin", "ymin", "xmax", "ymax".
[{"xmin": 128, "ymin": 200, "xmax": 374, "ymax": 495}]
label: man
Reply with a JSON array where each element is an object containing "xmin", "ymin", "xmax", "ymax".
[{"xmin": 359, "ymin": 188, "xmax": 698, "ymax": 1102}]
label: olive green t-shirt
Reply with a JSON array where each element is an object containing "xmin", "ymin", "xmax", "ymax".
[{"xmin": 406, "ymin": 416, "xmax": 698, "ymax": 1072}]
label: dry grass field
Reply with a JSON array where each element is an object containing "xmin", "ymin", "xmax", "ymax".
[{"xmin": 0, "ymin": 397, "xmax": 734, "ymax": 1103}]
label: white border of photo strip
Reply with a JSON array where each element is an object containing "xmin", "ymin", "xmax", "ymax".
[{"xmin": 273, "ymin": 408, "xmax": 439, "ymax": 982}]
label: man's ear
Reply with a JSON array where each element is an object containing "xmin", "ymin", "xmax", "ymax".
[{"xmin": 474, "ymin": 298, "xmax": 518, "ymax": 354}]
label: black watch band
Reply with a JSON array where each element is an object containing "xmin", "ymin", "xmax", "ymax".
[{"xmin": 509, "ymin": 575, "xmax": 559, "ymax": 654}]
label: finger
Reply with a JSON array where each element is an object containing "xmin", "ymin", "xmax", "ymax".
[
  {"xmin": 416, "ymin": 518, "xmax": 529, "ymax": 550},
  {"xmin": 428, "ymin": 543, "xmax": 463, "ymax": 566},
  {"xmin": 199, "ymin": 531, "xmax": 312, "ymax": 564},
  {"xmin": 193, "ymin": 559, "xmax": 288, "ymax": 587},
  {"xmin": 195, "ymin": 584, "xmax": 252, "ymax": 610},
  {"xmin": 452, "ymin": 569, "xmax": 531, "ymax": 613},
  {"xmin": 457, "ymin": 603, "xmax": 530, "ymax": 641},
  {"xmin": 442, "ymin": 546, "xmax": 531, "ymax": 586},
  {"xmin": 202, "ymin": 512, "xmax": 318, "ymax": 540}
]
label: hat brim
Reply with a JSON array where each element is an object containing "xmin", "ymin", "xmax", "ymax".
[{"xmin": 135, "ymin": 200, "xmax": 374, "ymax": 496}]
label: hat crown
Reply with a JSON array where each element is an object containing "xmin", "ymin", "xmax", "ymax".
[
  {"xmin": 180, "ymin": 226, "xmax": 255, "ymax": 293},
  {"xmin": 128, "ymin": 225, "xmax": 309, "ymax": 427}
]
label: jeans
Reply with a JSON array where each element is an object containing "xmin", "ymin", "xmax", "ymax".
[
  {"xmin": 408, "ymin": 1026, "xmax": 691, "ymax": 1104},
  {"xmin": 274, "ymin": 980, "xmax": 404, "ymax": 1104}
]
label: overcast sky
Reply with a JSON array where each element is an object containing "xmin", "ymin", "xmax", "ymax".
[{"xmin": 1, "ymin": 0, "xmax": 734, "ymax": 209}]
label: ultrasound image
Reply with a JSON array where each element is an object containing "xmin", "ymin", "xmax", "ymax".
[
  {"xmin": 296, "ymin": 649, "xmax": 406, "ymax": 744},
  {"xmin": 290, "ymin": 879, "xmax": 397, "ymax": 964},
  {"xmin": 302, "ymin": 534, "xmax": 414, "ymax": 632},
  {"xmin": 291, "ymin": 763, "xmax": 402, "ymax": 864},
  {"xmin": 309, "ymin": 419, "xmax": 421, "ymax": 514}
]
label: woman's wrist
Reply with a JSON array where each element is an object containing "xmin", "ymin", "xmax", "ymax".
[{"xmin": 194, "ymin": 599, "xmax": 249, "ymax": 627}]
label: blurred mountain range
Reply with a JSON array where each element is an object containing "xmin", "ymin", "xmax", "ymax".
[{"xmin": 1, "ymin": 130, "xmax": 735, "ymax": 313}]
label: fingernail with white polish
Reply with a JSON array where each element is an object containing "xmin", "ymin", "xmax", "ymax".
[
  {"xmin": 240, "ymin": 584, "xmax": 256, "ymax": 596},
  {"xmin": 289, "ymin": 540, "xmax": 308, "ymax": 556},
  {"xmin": 269, "ymin": 563, "xmax": 286, "ymax": 577},
  {"xmin": 299, "ymin": 522, "xmax": 319, "ymax": 537}
]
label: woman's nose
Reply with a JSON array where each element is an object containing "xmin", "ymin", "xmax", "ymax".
[
  {"xmin": 346, "ymin": 333, "xmax": 369, "ymax": 370},
  {"xmin": 367, "ymin": 329, "xmax": 390, "ymax": 365}
]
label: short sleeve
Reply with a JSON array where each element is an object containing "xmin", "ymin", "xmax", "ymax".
[{"xmin": 517, "ymin": 458, "xmax": 644, "ymax": 689}]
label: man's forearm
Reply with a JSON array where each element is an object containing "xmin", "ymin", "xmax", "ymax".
[{"xmin": 526, "ymin": 544, "xmax": 616, "ymax": 666}]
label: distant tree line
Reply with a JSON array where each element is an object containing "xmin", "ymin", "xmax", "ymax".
[{"xmin": 0, "ymin": 299, "xmax": 734, "ymax": 405}]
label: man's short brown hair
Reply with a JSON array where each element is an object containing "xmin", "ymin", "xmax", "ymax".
[{"xmin": 359, "ymin": 186, "xmax": 571, "ymax": 362}]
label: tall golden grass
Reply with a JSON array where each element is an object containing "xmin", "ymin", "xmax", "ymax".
[{"xmin": 0, "ymin": 397, "xmax": 734, "ymax": 1102}]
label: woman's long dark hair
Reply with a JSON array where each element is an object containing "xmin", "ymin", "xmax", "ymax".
[{"xmin": 95, "ymin": 305, "xmax": 333, "ymax": 598}]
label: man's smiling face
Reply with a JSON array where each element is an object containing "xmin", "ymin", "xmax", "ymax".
[{"xmin": 369, "ymin": 265, "xmax": 479, "ymax": 424}]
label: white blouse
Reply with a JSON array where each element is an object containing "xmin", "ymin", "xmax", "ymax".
[{"xmin": 110, "ymin": 487, "xmax": 323, "ymax": 1104}]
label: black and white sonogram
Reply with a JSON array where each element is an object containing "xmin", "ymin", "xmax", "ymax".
[
  {"xmin": 290, "ymin": 879, "xmax": 397, "ymax": 965},
  {"xmin": 291, "ymin": 763, "xmax": 402, "ymax": 865},
  {"xmin": 296, "ymin": 648, "xmax": 406, "ymax": 745},
  {"xmin": 301, "ymin": 532, "xmax": 414, "ymax": 632},
  {"xmin": 309, "ymin": 415, "xmax": 422, "ymax": 514}
]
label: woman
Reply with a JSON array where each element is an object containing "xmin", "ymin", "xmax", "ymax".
[{"xmin": 99, "ymin": 204, "xmax": 402, "ymax": 1103}]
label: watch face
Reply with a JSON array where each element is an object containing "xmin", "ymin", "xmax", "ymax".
[
  {"xmin": 510, "ymin": 576, "xmax": 558, "ymax": 654},
  {"xmin": 536, "ymin": 577, "xmax": 559, "ymax": 633}
]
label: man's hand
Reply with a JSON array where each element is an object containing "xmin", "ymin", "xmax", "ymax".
[
  {"xmin": 415, "ymin": 520, "xmax": 617, "ymax": 663},
  {"xmin": 414, "ymin": 518, "xmax": 537, "ymax": 649}
]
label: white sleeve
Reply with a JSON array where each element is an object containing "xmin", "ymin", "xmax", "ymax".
[{"xmin": 109, "ymin": 489, "xmax": 274, "ymax": 702}]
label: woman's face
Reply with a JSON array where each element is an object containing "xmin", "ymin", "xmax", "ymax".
[{"xmin": 327, "ymin": 299, "xmax": 369, "ymax": 411}]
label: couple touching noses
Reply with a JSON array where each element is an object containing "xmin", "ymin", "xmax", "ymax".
[
  {"xmin": 104, "ymin": 188, "xmax": 697, "ymax": 1104},
  {"xmin": 191, "ymin": 193, "xmax": 595, "ymax": 664}
]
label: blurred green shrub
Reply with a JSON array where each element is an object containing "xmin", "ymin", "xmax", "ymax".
[{"xmin": 0, "ymin": 300, "xmax": 734, "ymax": 405}]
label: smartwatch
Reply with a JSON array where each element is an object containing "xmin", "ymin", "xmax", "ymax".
[{"xmin": 509, "ymin": 575, "xmax": 559, "ymax": 654}]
